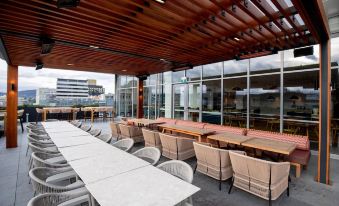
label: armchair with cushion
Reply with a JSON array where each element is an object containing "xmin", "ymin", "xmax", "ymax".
[
  {"xmin": 228, "ymin": 151, "xmax": 290, "ymax": 206},
  {"xmin": 159, "ymin": 133, "xmax": 195, "ymax": 160},
  {"xmin": 142, "ymin": 128, "xmax": 162, "ymax": 151},
  {"xmin": 119, "ymin": 124, "xmax": 144, "ymax": 143}
]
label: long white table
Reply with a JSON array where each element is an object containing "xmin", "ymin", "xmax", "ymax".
[{"xmin": 42, "ymin": 121, "xmax": 200, "ymax": 206}]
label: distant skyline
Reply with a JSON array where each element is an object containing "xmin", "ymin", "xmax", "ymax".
[{"xmin": 0, "ymin": 59, "xmax": 115, "ymax": 94}]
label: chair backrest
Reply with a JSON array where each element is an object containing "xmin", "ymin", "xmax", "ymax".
[
  {"xmin": 142, "ymin": 128, "xmax": 161, "ymax": 147},
  {"xmin": 157, "ymin": 160, "xmax": 193, "ymax": 183},
  {"xmin": 80, "ymin": 124, "xmax": 92, "ymax": 132},
  {"xmin": 31, "ymin": 152, "xmax": 68, "ymax": 168},
  {"xmin": 112, "ymin": 138, "xmax": 134, "ymax": 152},
  {"xmin": 119, "ymin": 124, "xmax": 131, "ymax": 137},
  {"xmin": 193, "ymin": 142, "xmax": 231, "ymax": 169},
  {"xmin": 89, "ymin": 128, "xmax": 101, "ymax": 137},
  {"xmin": 29, "ymin": 142, "xmax": 58, "ymax": 154},
  {"xmin": 110, "ymin": 122, "xmax": 121, "ymax": 136},
  {"xmin": 17, "ymin": 109, "xmax": 24, "ymax": 118},
  {"xmin": 27, "ymin": 192, "xmax": 90, "ymax": 206},
  {"xmin": 132, "ymin": 147, "xmax": 161, "ymax": 166},
  {"xmin": 159, "ymin": 133, "xmax": 178, "ymax": 150},
  {"xmin": 97, "ymin": 134, "xmax": 112, "ymax": 143}
]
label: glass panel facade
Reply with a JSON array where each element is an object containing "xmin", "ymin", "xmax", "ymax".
[{"xmin": 115, "ymin": 38, "xmax": 339, "ymax": 154}]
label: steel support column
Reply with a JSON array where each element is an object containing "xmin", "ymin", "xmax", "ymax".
[{"xmin": 318, "ymin": 39, "xmax": 331, "ymax": 184}]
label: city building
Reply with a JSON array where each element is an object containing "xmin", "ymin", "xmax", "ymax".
[
  {"xmin": 56, "ymin": 78, "xmax": 89, "ymax": 99},
  {"xmin": 35, "ymin": 88, "xmax": 57, "ymax": 106}
]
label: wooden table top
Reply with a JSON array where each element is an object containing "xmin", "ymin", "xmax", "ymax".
[
  {"xmin": 207, "ymin": 132, "xmax": 253, "ymax": 145},
  {"xmin": 159, "ymin": 124, "xmax": 215, "ymax": 136},
  {"xmin": 241, "ymin": 138, "xmax": 296, "ymax": 155}
]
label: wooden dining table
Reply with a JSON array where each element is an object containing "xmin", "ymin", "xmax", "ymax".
[
  {"xmin": 128, "ymin": 118, "xmax": 165, "ymax": 128},
  {"xmin": 207, "ymin": 132, "xmax": 253, "ymax": 147},
  {"xmin": 159, "ymin": 123, "xmax": 215, "ymax": 142},
  {"xmin": 241, "ymin": 138, "xmax": 297, "ymax": 156}
]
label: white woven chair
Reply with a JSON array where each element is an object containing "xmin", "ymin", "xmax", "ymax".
[
  {"xmin": 74, "ymin": 121, "xmax": 82, "ymax": 128},
  {"xmin": 70, "ymin": 120, "xmax": 79, "ymax": 125},
  {"xmin": 96, "ymin": 133, "xmax": 112, "ymax": 143},
  {"xmin": 88, "ymin": 128, "xmax": 101, "ymax": 137},
  {"xmin": 80, "ymin": 124, "xmax": 92, "ymax": 132},
  {"xmin": 28, "ymin": 128, "xmax": 48, "ymax": 136},
  {"xmin": 112, "ymin": 139, "xmax": 134, "ymax": 152},
  {"xmin": 27, "ymin": 188, "xmax": 91, "ymax": 206},
  {"xmin": 29, "ymin": 167, "xmax": 84, "ymax": 196},
  {"xmin": 157, "ymin": 160, "xmax": 194, "ymax": 206},
  {"xmin": 31, "ymin": 152, "xmax": 68, "ymax": 169},
  {"xmin": 132, "ymin": 147, "xmax": 161, "ymax": 165},
  {"xmin": 28, "ymin": 142, "xmax": 60, "ymax": 170},
  {"xmin": 26, "ymin": 134, "xmax": 53, "ymax": 156},
  {"xmin": 26, "ymin": 124, "xmax": 45, "ymax": 131}
]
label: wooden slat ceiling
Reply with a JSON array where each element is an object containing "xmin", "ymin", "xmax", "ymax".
[{"xmin": 0, "ymin": 0, "xmax": 328, "ymax": 75}]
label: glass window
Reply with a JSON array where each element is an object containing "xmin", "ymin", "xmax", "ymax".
[
  {"xmin": 223, "ymin": 77, "xmax": 247, "ymax": 127},
  {"xmin": 172, "ymin": 71, "xmax": 185, "ymax": 83},
  {"xmin": 143, "ymin": 87, "xmax": 149, "ymax": 118},
  {"xmin": 250, "ymin": 53, "xmax": 280, "ymax": 74},
  {"xmin": 119, "ymin": 90, "xmax": 126, "ymax": 116},
  {"xmin": 132, "ymin": 88, "xmax": 137, "ymax": 117},
  {"xmin": 149, "ymin": 86, "xmax": 156, "ymax": 119},
  {"xmin": 224, "ymin": 59, "xmax": 248, "ymax": 77},
  {"xmin": 126, "ymin": 76, "xmax": 135, "ymax": 87},
  {"xmin": 202, "ymin": 80, "xmax": 221, "ymax": 124},
  {"xmin": 187, "ymin": 66, "xmax": 201, "ymax": 81},
  {"xmin": 162, "ymin": 71, "xmax": 172, "ymax": 84},
  {"xmin": 118, "ymin": 76, "xmax": 127, "ymax": 88},
  {"xmin": 250, "ymin": 74, "xmax": 280, "ymax": 131},
  {"xmin": 283, "ymin": 70, "xmax": 319, "ymax": 143},
  {"xmin": 203, "ymin": 62, "xmax": 222, "ymax": 79},
  {"xmin": 284, "ymin": 47, "xmax": 319, "ymax": 71},
  {"xmin": 125, "ymin": 89, "xmax": 132, "ymax": 117},
  {"xmin": 202, "ymin": 80, "xmax": 221, "ymax": 112},
  {"xmin": 158, "ymin": 84, "xmax": 172, "ymax": 118},
  {"xmin": 173, "ymin": 84, "xmax": 185, "ymax": 120},
  {"xmin": 149, "ymin": 74, "xmax": 157, "ymax": 86},
  {"xmin": 188, "ymin": 83, "xmax": 200, "ymax": 122}
]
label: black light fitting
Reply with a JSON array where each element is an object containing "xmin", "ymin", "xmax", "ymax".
[
  {"xmin": 40, "ymin": 37, "xmax": 55, "ymax": 56},
  {"xmin": 57, "ymin": 0, "xmax": 80, "ymax": 8},
  {"xmin": 36, "ymin": 61, "xmax": 44, "ymax": 70}
]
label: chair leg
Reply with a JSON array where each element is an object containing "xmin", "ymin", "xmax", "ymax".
[
  {"xmin": 25, "ymin": 145, "xmax": 29, "ymax": 156},
  {"xmin": 228, "ymin": 177, "xmax": 234, "ymax": 194},
  {"xmin": 269, "ymin": 189, "xmax": 272, "ymax": 206},
  {"xmin": 193, "ymin": 164, "xmax": 197, "ymax": 174},
  {"xmin": 20, "ymin": 118, "xmax": 24, "ymax": 133},
  {"xmin": 219, "ymin": 170, "xmax": 222, "ymax": 191}
]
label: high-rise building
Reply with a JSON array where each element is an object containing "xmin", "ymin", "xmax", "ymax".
[
  {"xmin": 56, "ymin": 78, "xmax": 89, "ymax": 99},
  {"xmin": 36, "ymin": 88, "xmax": 57, "ymax": 106}
]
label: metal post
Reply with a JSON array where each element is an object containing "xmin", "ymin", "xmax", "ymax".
[
  {"xmin": 280, "ymin": 51, "xmax": 284, "ymax": 133},
  {"xmin": 247, "ymin": 60, "xmax": 250, "ymax": 129}
]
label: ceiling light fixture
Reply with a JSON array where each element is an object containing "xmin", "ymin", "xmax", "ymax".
[
  {"xmin": 40, "ymin": 37, "xmax": 55, "ymax": 56},
  {"xmin": 57, "ymin": 0, "xmax": 80, "ymax": 8},
  {"xmin": 153, "ymin": 0, "xmax": 166, "ymax": 4},
  {"xmin": 122, "ymin": 69, "xmax": 127, "ymax": 72},
  {"xmin": 89, "ymin": 45, "xmax": 99, "ymax": 49},
  {"xmin": 67, "ymin": 63, "xmax": 74, "ymax": 66},
  {"xmin": 234, "ymin": 37, "xmax": 240, "ymax": 41},
  {"xmin": 35, "ymin": 61, "xmax": 44, "ymax": 70}
]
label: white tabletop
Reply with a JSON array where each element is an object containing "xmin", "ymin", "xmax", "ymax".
[
  {"xmin": 86, "ymin": 165, "xmax": 200, "ymax": 206},
  {"xmin": 51, "ymin": 135, "xmax": 101, "ymax": 148},
  {"xmin": 69, "ymin": 153, "xmax": 150, "ymax": 184},
  {"xmin": 48, "ymin": 130, "xmax": 91, "ymax": 139},
  {"xmin": 58, "ymin": 142, "xmax": 116, "ymax": 161},
  {"xmin": 41, "ymin": 121, "xmax": 72, "ymax": 128}
]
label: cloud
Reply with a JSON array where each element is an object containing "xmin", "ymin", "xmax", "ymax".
[{"xmin": 0, "ymin": 59, "xmax": 115, "ymax": 93}]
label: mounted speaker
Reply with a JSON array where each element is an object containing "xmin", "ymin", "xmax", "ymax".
[{"xmin": 294, "ymin": 46, "xmax": 314, "ymax": 58}]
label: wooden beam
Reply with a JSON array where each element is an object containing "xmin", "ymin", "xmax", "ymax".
[
  {"xmin": 0, "ymin": 35, "xmax": 11, "ymax": 64},
  {"xmin": 6, "ymin": 64, "xmax": 18, "ymax": 148},
  {"xmin": 137, "ymin": 78, "xmax": 144, "ymax": 118},
  {"xmin": 317, "ymin": 39, "xmax": 331, "ymax": 185}
]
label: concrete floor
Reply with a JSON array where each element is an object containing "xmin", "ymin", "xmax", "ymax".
[{"xmin": 0, "ymin": 121, "xmax": 338, "ymax": 206}]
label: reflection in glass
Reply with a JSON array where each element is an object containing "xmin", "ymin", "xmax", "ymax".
[
  {"xmin": 125, "ymin": 89, "xmax": 132, "ymax": 117},
  {"xmin": 143, "ymin": 87, "xmax": 149, "ymax": 118},
  {"xmin": 224, "ymin": 59, "xmax": 248, "ymax": 77},
  {"xmin": 250, "ymin": 53, "xmax": 280, "ymax": 74},
  {"xmin": 132, "ymin": 88, "xmax": 137, "ymax": 117},
  {"xmin": 202, "ymin": 80, "xmax": 221, "ymax": 124},
  {"xmin": 173, "ymin": 84, "xmax": 185, "ymax": 120},
  {"xmin": 188, "ymin": 83, "xmax": 200, "ymax": 122},
  {"xmin": 223, "ymin": 78, "xmax": 247, "ymax": 127},
  {"xmin": 172, "ymin": 71, "xmax": 185, "ymax": 83},
  {"xmin": 158, "ymin": 85, "xmax": 172, "ymax": 118},
  {"xmin": 250, "ymin": 75, "xmax": 280, "ymax": 131},
  {"xmin": 284, "ymin": 47, "xmax": 319, "ymax": 71},
  {"xmin": 119, "ymin": 90, "xmax": 125, "ymax": 116},
  {"xmin": 187, "ymin": 66, "xmax": 201, "ymax": 81},
  {"xmin": 203, "ymin": 62, "xmax": 222, "ymax": 79}
]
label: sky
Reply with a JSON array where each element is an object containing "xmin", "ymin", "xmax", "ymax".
[{"xmin": 0, "ymin": 59, "xmax": 115, "ymax": 94}]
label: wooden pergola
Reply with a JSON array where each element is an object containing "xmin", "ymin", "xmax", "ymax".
[{"xmin": 0, "ymin": 0, "xmax": 331, "ymax": 184}]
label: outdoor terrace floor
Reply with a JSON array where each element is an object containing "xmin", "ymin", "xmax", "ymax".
[{"xmin": 0, "ymin": 121, "xmax": 338, "ymax": 206}]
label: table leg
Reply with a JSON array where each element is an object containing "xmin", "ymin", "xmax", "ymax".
[
  {"xmin": 217, "ymin": 140, "xmax": 220, "ymax": 148},
  {"xmin": 43, "ymin": 110, "xmax": 47, "ymax": 121},
  {"xmin": 198, "ymin": 135, "xmax": 201, "ymax": 142},
  {"xmin": 91, "ymin": 110, "xmax": 94, "ymax": 123}
]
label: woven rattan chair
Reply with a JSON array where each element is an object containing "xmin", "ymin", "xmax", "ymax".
[
  {"xmin": 29, "ymin": 167, "xmax": 85, "ymax": 196},
  {"xmin": 112, "ymin": 138, "xmax": 134, "ymax": 152},
  {"xmin": 31, "ymin": 152, "xmax": 68, "ymax": 169},
  {"xmin": 110, "ymin": 122, "xmax": 121, "ymax": 140},
  {"xmin": 26, "ymin": 134, "xmax": 53, "ymax": 156},
  {"xmin": 132, "ymin": 147, "xmax": 161, "ymax": 166},
  {"xmin": 80, "ymin": 124, "xmax": 92, "ymax": 132},
  {"xmin": 27, "ymin": 189, "xmax": 91, "ymax": 206},
  {"xmin": 142, "ymin": 128, "xmax": 162, "ymax": 152},
  {"xmin": 96, "ymin": 133, "xmax": 112, "ymax": 143},
  {"xmin": 88, "ymin": 128, "xmax": 101, "ymax": 137}
]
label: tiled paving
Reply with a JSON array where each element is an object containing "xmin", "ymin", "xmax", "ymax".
[{"xmin": 0, "ymin": 121, "xmax": 338, "ymax": 206}]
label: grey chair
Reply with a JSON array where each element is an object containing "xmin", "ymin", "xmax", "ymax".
[
  {"xmin": 88, "ymin": 128, "xmax": 101, "ymax": 137},
  {"xmin": 132, "ymin": 147, "xmax": 161, "ymax": 165},
  {"xmin": 96, "ymin": 133, "xmax": 112, "ymax": 143},
  {"xmin": 112, "ymin": 139, "xmax": 134, "ymax": 152},
  {"xmin": 80, "ymin": 124, "xmax": 92, "ymax": 132},
  {"xmin": 31, "ymin": 152, "xmax": 68, "ymax": 169}
]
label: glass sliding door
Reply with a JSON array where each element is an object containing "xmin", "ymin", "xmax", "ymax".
[{"xmin": 173, "ymin": 83, "xmax": 201, "ymax": 121}]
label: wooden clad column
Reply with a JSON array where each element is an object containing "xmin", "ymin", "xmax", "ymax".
[
  {"xmin": 317, "ymin": 39, "xmax": 331, "ymax": 184},
  {"xmin": 137, "ymin": 78, "xmax": 144, "ymax": 118},
  {"xmin": 6, "ymin": 64, "xmax": 18, "ymax": 148}
]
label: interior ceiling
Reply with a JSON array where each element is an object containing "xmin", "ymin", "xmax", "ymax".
[{"xmin": 0, "ymin": 0, "xmax": 328, "ymax": 76}]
